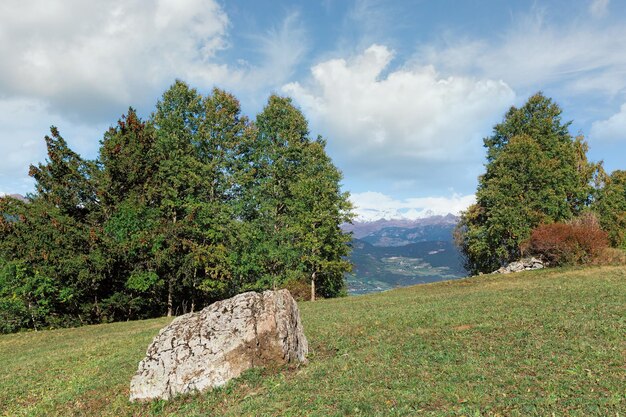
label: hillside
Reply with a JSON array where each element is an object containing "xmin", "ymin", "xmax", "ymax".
[
  {"xmin": 347, "ymin": 239, "xmax": 466, "ymax": 294},
  {"xmin": 345, "ymin": 216, "xmax": 467, "ymax": 294},
  {"xmin": 1, "ymin": 266, "xmax": 624, "ymax": 416}
]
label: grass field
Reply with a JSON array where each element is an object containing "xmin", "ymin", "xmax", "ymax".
[{"xmin": 1, "ymin": 266, "xmax": 625, "ymax": 416}]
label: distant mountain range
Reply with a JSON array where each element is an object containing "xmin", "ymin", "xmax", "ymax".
[
  {"xmin": 343, "ymin": 214, "xmax": 458, "ymax": 245},
  {"xmin": 352, "ymin": 208, "xmax": 446, "ymax": 222},
  {"xmin": 343, "ymin": 214, "xmax": 467, "ymax": 295},
  {"xmin": 0, "ymin": 193, "xmax": 27, "ymax": 202},
  {"xmin": 10, "ymin": 194, "xmax": 26, "ymax": 202}
]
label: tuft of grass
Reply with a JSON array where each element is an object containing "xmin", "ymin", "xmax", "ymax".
[{"xmin": 1, "ymin": 266, "xmax": 625, "ymax": 416}]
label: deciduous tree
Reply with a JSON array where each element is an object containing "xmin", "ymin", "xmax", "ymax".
[
  {"xmin": 456, "ymin": 93, "xmax": 599, "ymax": 274},
  {"xmin": 594, "ymin": 170, "xmax": 626, "ymax": 248}
]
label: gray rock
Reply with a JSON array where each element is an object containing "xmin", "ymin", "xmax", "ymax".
[
  {"xmin": 508, "ymin": 261, "xmax": 525, "ymax": 272},
  {"xmin": 129, "ymin": 289, "xmax": 308, "ymax": 402},
  {"xmin": 492, "ymin": 257, "xmax": 545, "ymax": 274}
]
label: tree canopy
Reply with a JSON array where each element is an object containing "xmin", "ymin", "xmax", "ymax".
[
  {"xmin": 0, "ymin": 81, "xmax": 353, "ymax": 333},
  {"xmin": 456, "ymin": 93, "xmax": 604, "ymax": 274},
  {"xmin": 593, "ymin": 170, "xmax": 626, "ymax": 249}
]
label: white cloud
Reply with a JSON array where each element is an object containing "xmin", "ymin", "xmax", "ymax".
[
  {"xmin": 346, "ymin": 0, "xmax": 397, "ymax": 48},
  {"xmin": 0, "ymin": 1, "xmax": 309, "ymax": 194},
  {"xmin": 590, "ymin": 103, "xmax": 626, "ymax": 141},
  {"xmin": 0, "ymin": 0, "xmax": 307, "ymax": 123},
  {"xmin": 351, "ymin": 191, "xmax": 475, "ymax": 221},
  {"xmin": 416, "ymin": 10, "xmax": 626, "ymax": 96},
  {"xmin": 0, "ymin": 0, "xmax": 229, "ymax": 121},
  {"xmin": 188, "ymin": 11, "xmax": 309, "ymax": 110},
  {"xmin": 283, "ymin": 45, "xmax": 514, "ymax": 190},
  {"xmin": 251, "ymin": 11, "xmax": 309, "ymax": 86},
  {"xmin": 589, "ymin": 0, "xmax": 610, "ymax": 18}
]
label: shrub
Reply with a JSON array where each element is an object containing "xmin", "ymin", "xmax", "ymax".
[
  {"xmin": 282, "ymin": 279, "xmax": 311, "ymax": 302},
  {"xmin": 0, "ymin": 297, "xmax": 29, "ymax": 334},
  {"xmin": 592, "ymin": 247, "xmax": 626, "ymax": 266},
  {"xmin": 525, "ymin": 213, "xmax": 608, "ymax": 266}
]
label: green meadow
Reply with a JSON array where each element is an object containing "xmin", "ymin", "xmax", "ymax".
[{"xmin": 1, "ymin": 266, "xmax": 624, "ymax": 416}]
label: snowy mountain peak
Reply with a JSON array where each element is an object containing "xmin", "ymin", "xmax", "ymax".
[
  {"xmin": 354, "ymin": 207, "xmax": 454, "ymax": 223},
  {"xmin": 349, "ymin": 192, "xmax": 475, "ymax": 223}
]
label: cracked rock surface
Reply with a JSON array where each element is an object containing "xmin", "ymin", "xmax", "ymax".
[{"xmin": 129, "ymin": 289, "xmax": 308, "ymax": 401}]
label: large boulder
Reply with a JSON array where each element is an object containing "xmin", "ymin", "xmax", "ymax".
[{"xmin": 129, "ymin": 289, "xmax": 308, "ymax": 401}]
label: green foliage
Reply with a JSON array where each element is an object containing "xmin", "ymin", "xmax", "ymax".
[
  {"xmin": 28, "ymin": 127, "xmax": 99, "ymax": 220},
  {"xmin": 0, "ymin": 82, "xmax": 353, "ymax": 332},
  {"xmin": 0, "ymin": 261, "xmax": 42, "ymax": 333},
  {"xmin": 98, "ymin": 108, "xmax": 159, "ymax": 209},
  {"xmin": 0, "ymin": 138, "xmax": 103, "ymax": 329},
  {"xmin": 241, "ymin": 95, "xmax": 353, "ymax": 299},
  {"xmin": 126, "ymin": 271, "xmax": 162, "ymax": 293},
  {"xmin": 593, "ymin": 170, "xmax": 626, "ymax": 248},
  {"xmin": 456, "ymin": 93, "xmax": 600, "ymax": 274}
]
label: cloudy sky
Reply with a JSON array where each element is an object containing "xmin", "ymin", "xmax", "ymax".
[{"xmin": 1, "ymin": 0, "xmax": 625, "ymax": 220}]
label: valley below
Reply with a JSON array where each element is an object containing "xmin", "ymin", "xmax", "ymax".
[{"xmin": 343, "ymin": 215, "xmax": 467, "ymax": 294}]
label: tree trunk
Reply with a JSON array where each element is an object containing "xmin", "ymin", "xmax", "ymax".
[
  {"xmin": 310, "ymin": 271, "xmax": 316, "ymax": 302},
  {"xmin": 167, "ymin": 278, "xmax": 173, "ymax": 317},
  {"xmin": 94, "ymin": 294, "xmax": 101, "ymax": 321},
  {"xmin": 168, "ymin": 213, "xmax": 177, "ymax": 317},
  {"xmin": 28, "ymin": 300, "xmax": 38, "ymax": 332}
]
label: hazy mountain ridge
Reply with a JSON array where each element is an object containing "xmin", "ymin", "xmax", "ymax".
[
  {"xmin": 342, "ymin": 213, "xmax": 458, "ymax": 238},
  {"xmin": 359, "ymin": 222, "xmax": 456, "ymax": 247}
]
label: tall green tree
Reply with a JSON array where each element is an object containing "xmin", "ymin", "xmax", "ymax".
[
  {"xmin": 594, "ymin": 170, "xmax": 626, "ymax": 248},
  {"xmin": 149, "ymin": 81, "xmax": 205, "ymax": 316},
  {"xmin": 0, "ymin": 128, "xmax": 104, "ymax": 328},
  {"xmin": 242, "ymin": 95, "xmax": 309, "ymax": 289},
  {"xmin": 246, "ymin": 95, "xmax": 353, "ymax": 299},
  {"xmin": 98, "ymin": 109, "xmax": 164, "ymax": 320},
  {"xmin": 291, "ymin": 138, "xmax": 354, "ymax": 300},
  {"xmin": 0, "ymin": 82, "xmax": 353, "ymax": 333},
  {"xmin": 29, "ymin": 127, "xmax": 99, "ymax": 220},
  {"xmin": 456, "ymin": 93, "xmax": 599, "ymax": 274},
  {"xmin": 147, "ymin": 81, "xmax": 256, "ymax": 314},
  {"xmin": 178, "ymin": 86, "xmax": 255, "ymax": 308}
]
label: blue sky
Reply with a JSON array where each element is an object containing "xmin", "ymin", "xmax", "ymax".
[{"xmin": 1, "ymin": 0, "xmax": 625, "ymax": 220}]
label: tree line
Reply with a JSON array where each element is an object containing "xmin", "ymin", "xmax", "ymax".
[
  {"xmin": 0, "ymin": 81, "xmax": 353, "ymax": 333},
  {"xmin": 456, "ymin": 92, "xmax": 626, "ymax": 274}
]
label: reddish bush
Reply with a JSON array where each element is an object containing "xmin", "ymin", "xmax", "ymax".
[{"xmin": 526, "ymin": 213, "xmax": 609, "ymax": 266}]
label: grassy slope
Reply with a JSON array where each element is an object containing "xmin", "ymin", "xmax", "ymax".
[{"xmin": 1, "ymin": 266, "xmax": 624, "ymax": 416}]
